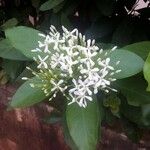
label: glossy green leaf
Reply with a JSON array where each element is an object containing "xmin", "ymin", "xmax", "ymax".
[
  {"xmin": 143, "ymin": 52, "xmax": 150, "ymax": 91},
  {"xmin": 40, "ymin": 0, "xmax": 64, "ymax": 11},
  {"xmin": 114, "ymin": 76, "xmax": 150, "ymax": 106},
  {"xmin": 109, "ymin": 49, "xmax": 144, "ymax": 79},
  {"xmin": 66, "ymin": 97, "xmax": 100, "ymax": 150},
  {"xmin": 10, "ymin": 77, "xmax": 47, "ymax": 108},
  {"xmin": 122, "ymin": 41, "xmax": 150, "ymax": 60},
  {"xmin": 5, "ymin": 26, "xmax": 44, "ymax": 59},
  {"xmin": 0, "ymin": 39, "xmax": 30, "ymax": 61}
]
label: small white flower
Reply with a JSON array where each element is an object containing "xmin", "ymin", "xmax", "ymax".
[
  {"xmin": 51, "ymin": 79, "xmax": 66, "ymax": 92},
  {"xmin": 50, "ymin": 25, "xmax": 57, "ymax": 34},
  {"xmin": 98, "ymin": 58, "xmax": 114, "ymax": 71},
  {"xmin": 111, "ymin": 46, "xmax": 117, "ymax": 51},
  {"xmin": 116, "ymin": 61, "xmax": 120, "ymax": 65},
  {"xmin": 37, "ymin": 55, "xmax": 49, "ymax": 69},
  {"xmin": 29, "ymin": 25, "xmax": 120, "ymax": 108},
  {"xmin": 115, "ymin": 69, "xmax": 121, "ymax": 73},
  {"xmin": 38, "ymin": 33, "xmax": 46, "ymax": 38},
  {"xmin": 80, "ymin": 62, "xmax": 99, "ymax": 79},
  {"xmin": 86, "ymin": 39, "xmax": 99, "ymax": 52},
  {"xmin": 50, "ymin": 53, "xmax": 65, "ymax": 69},
  {"xmin": 31, "ymin": 48, "xmax": 42, "ymax": 52},
  {"xmin": 62, "ymin": 26, "xmax": 78, "ymax": 39},
  {"xmin": 52, "ymin": 33, "xmax": 65, "ymax": 50},
  {"xmin": 38, "ymin": 35, "xmax": 53, "ymax": 53}
]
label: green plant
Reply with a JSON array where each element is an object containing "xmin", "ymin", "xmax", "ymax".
[{"xmin": 7, "ymin": 25, "xmax": 150, "ymax": 149}]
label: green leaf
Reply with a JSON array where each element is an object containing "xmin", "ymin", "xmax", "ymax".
[
  {"xmin": 53, "ymin": 1, "xmax": 65, "ymax": 13},
  {"xmin": 31, "ymin": 0, "xmax": 40, "ymax": 8},
  {"xmin": 5, "ymin": 26, "xmax": 43, "ymax": 59},
  {"xmin": 2, "ymin": 59, "xmax": 25, "ymax": 81},
  {"xmin": 109, "ymin": 49, "xmax": 144, "ymax": 79},
  {"xmin": 0, "ymin": 70, "xmax": 8, "ymax": 85},
  {"xmin": 16, "ymin": 62, "xmax": 37, "ymax": 83},
  {"xmin": 143, "ymin": 52, "xmax": 150, "ymax": 91},
  {"xmin": 66, "ymin": 97, "xmax": 100, "ymax": 150},
  {"xmin": 10, "ymin": 77, "xmax": 47, "ymax": 108},
  {"xmin": 40, "ymin": 0, "xmax": 64, "ymax": 11},
  {"xmin": 0, "ymin": 39, "xmax": 30, "ymax": 61},
  {"xmin": 114, "ymin": 76, "xmax": 150, "ymax": 106},
  {"xmin": 122, "ymin": 41, "xmax": 150, "ymax": 60},
  {"xmin": 142, "ymin": 104, "xmax": 150, "ymax": 126},
  {"xmin": 0, "ymin": 18, "xmax": 18, "ymax": 30},
  {"xmin": 63, "ymin": 115, "xmax": 78, "ymax": 150}
]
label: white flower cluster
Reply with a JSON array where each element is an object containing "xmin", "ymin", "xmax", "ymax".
[{"xmin": 25, "ymin": 25, "xmax": 121, "ymax": 108}]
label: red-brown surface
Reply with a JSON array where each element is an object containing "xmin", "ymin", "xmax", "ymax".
[
  {"xmin": 0, "ymin": 84, "xmax": 69, "ymax": 150},
  {"xmin": 0, "ymin": 84, "xmax": 150, "ymax": 150}
]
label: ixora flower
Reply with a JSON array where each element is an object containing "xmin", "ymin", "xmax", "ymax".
[{"xmin": 23, "ymin": 25, "xmax": 121, "ymax": 108}]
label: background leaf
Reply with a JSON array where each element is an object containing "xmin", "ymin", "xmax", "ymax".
[
  {"xmin": 0, "ymin": 18, "xmax": 18, "ymax": 30},
  {"xmin": 2, "ymin": 59, "xmax": 25, "ymax": 81},
  {"xmin": 122, "ymin": 117, "xmax": 143, "ymax": 143},
  {"xmin": 0, "ymin": 70, "xmax": 8, "ymax": 85},
  {"xmin": 114, "ymin": 76, "xmax": 150, "ymax": 106},
  {"xmin": 40, "ymin": 0, "xmax": 64, "ymax": 11},
  {"xmin": 120, "ymin": 98, "xmax": 149, "ymax": 127},
  {"xmin": 31, "ymin": 0, "xmax": 40, "ymax": 8},
  {"xmin": 66, "ymin": 97, "xmax": 100, "ymax": 150},
  {"xmin": 142, "ymin": 104, "xmax": 150, "ymax": 126},
  {"xmin": 144, "ymin": 52, "xmax": 150, "ymax": 91}
]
